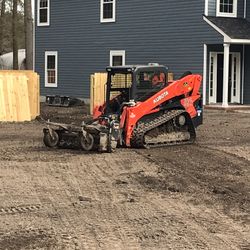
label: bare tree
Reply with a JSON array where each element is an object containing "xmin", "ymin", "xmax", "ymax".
[
  {"xmin": 0, "ymin": 0, "xmax": 6, "ymax": 55},
  {"xmin": 12, "ymin": 0, "xmax": 18, "ymax": 69},
  {"xmin": 24, "ymin": 0, "xmax": 33, "ymax": 69}
]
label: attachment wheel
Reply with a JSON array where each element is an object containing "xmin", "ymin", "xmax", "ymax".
[
  {"xmin": 80, "ymin": 133, "xmax": 94, "ymax": 151},
  {"xmin": 43, "ymin": 129, "xmax": 59, "ymax": 148}
]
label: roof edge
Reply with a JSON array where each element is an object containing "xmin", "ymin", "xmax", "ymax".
[
  {"xmin": 203, "ymin": 15, "xmax": 250, "ymax": 44},
  {"xmin": 203, "ymin": 15, "xmax": 232, "ymax": 42}
]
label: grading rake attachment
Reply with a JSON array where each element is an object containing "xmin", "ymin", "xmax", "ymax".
[{"xmin": 42, "ymin": 117, "xmax": 120, "ymax": 153}]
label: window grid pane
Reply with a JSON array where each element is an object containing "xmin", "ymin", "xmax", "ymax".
[
  {"xmin": 47, "ymin": 70, "xmax": 56, "ymax": 84},
  {"xmin": 47, "ymin": 55, "xmax": 55, "ymax": 69},
  {"xmin": 39, "ymin": 0, "xmax": 48, "ymax": 23},
  {"xmin": 112, "ymin": 56, "xmax": 123, "ymax": 66},
  {"xmin": 103, "ymin": 0, "xmax": 114, "ymax": 19},
  {"xmin": 103, "ymin": 3, "xmax": 113, "ymax": 19},
  {"xmin": 46, "ymin": 54, "xmax": 57, "ymax": 85},
  {"xmin": 233, "ymin": 57, "xmax": 237, "ymax": 96},
  {"xmin": 40, "ymin": 9, "xmax": 48, "ymax": 23},
  {"xmin": 219, "ymin": 0, "xmax": 234, "ymax": 13},
  {"xmin": 40, "ymin": 0, "xmax": 48, "ymax": 8},
  {"xmin": 210, "ymin": 57, "xmax": 214, "ymax": 97}
]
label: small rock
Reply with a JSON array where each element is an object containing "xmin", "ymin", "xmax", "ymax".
[
  {"xmin": 115, "ymin": 180, "xmax": 128, "ymax": 185},
  {"xmin": 78, "ymin": 196, "xmax": 92, "ymax": 202},
  {"xmin": 127, "ymin": 198, "xmax": 135, "ymax": 203},
  {"xmin": 168, "ymin": 186, "xmax": 180, "ymax": 193}
]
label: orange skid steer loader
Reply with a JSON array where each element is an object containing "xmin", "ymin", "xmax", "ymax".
[{"xmin": 42, "ymin": 64, "xmax": 203, "ymax": 152}]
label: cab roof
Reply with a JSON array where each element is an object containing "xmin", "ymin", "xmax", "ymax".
[{"xmin": 106, "ymin": 64, "xmax": 168, "ymax": 73}]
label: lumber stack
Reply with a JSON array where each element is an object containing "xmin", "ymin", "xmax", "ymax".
[
  {"xmin": 90, "ymin": 72, "xmax": 174, "ymax": 115},
  {"xmin": 90, "ymin": 73, "xmax": 107, "ymax": 115},
  {"xmin": 0, "ymin": 71, "xmax": 40, "ymax": 122}
]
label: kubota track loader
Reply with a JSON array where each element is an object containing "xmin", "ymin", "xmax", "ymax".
[{"xmin": 42, "ymin": 64, "xmax": 203, "ymax": 152}]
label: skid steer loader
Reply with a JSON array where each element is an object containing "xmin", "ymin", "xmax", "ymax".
[{"xmin": 42, "ymin": 64, "xmax": 203, "ymax": 152}]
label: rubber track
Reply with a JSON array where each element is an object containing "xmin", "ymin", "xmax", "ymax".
[{"xmin": 131, "ymin": 109, "xmax": 196, "ymax": 148}]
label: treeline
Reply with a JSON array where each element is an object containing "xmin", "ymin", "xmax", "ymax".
[{"xmin": 0, "ymin": 0, "xmax": 33, "ymax": 70}]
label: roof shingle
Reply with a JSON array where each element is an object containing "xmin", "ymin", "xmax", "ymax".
[{"xmin": 205, "ymin": 16, "xmax": 250, "ymax": 40}]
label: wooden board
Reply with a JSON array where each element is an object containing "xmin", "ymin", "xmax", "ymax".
[
  {"xmin": 0, "ymin": 77, "xmax": 6, "ymax": 121},
  {"xmin": 0, "ymin": 71, "xmax": 39, "ymax": 122},
  {"xmin": 90, "ymin": 73, "xmax": 107, "ymax": 115}
]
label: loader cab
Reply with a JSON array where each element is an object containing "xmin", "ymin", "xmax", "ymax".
[
  {"xmin": 105, "ymin": 64, "xmax": 168, "ymax": 114},
  {"xmin": 133, "ymin": 65, "xmax": 168, "ymax": 101}
]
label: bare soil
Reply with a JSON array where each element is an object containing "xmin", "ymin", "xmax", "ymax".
[{"xmin": 0, "ymin": 105, "xmax": 249, "ymax": 249}]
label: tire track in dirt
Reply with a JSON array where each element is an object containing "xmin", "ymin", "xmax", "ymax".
[
  {"xmin": 0, "ymin": 110, "xmax": 250, "ymax": 249},
  {"xmin": 133, "ymin": 144, "xmax": 250, "ymax": 249},
  {"xmin": 0, "ymin": 204, "xmax": 43, "ymax": 215}
]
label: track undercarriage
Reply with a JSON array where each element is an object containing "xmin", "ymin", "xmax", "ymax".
[{"xmin": 131, "ymin": 109, "xmax": 196, "ymax": 148}]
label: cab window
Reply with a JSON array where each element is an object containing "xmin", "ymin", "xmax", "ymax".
[{"xmin": 136, "ymin": 71, "xmax": 166, "ymax": 89}]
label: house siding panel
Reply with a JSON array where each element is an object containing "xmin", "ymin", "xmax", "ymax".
[
  {"xmin": 237, "ymin": 0, "xmax": 245, "ymax": 18},
  {"xmin": 35, "ymin": 0, "xmax": 222, "ymax": 99},
  {"xmin": 208, "ymin": 0, "xmax": 216, "ymax": 16},
  {"xmin": 247, "ymin": 1, "xmax": 250, "ymax": 20}
]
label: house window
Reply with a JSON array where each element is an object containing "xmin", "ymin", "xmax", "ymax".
[
  {"xmin": 110, "ymin": 51, "xmax": 125, "ymax": 66},
  {"xmin": 37, "ymin": 0, "xmax": 50, "ymax": 26},
  {"xmin": 217, "ymin": 0, "xmax": 237, "ymax": 17},
  {"xmin": 45, "ymin": 51, "xmax": 58, "ymax": 87},
  {"xmin": 101, "ymin": 0, "xmax": 116, "ymax": 23}
]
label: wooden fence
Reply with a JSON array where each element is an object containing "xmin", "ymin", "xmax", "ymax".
[
  {"xmin": 0, "ymin": 71, "xmax": 40, "ymax": 122},
  {"xmin": 90, "ymin": 72, "xmax": 174, "ymax": 115}
]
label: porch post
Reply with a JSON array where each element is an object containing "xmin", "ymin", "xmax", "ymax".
[{"xmin": 222, "ymin": 43, "xmax": 230, "ymax": 107}]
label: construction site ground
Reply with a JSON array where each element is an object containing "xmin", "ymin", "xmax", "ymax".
[{"xmin": 0, "ymin": 104, "xmax": 249, "ymax": 250}]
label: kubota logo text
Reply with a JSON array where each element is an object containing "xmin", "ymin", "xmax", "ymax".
[{"xmin": 153, "ymin": 91, "xmax": 169, "ymax": 104}]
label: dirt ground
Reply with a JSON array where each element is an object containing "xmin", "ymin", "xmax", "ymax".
[{"xmin": 0, "ymin": 104, "xmax": 249, "ymax": 250}]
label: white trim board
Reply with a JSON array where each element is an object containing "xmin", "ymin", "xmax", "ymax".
[
  {"xmin": 242, "ymin": 45, "xmax": 245, "ymax": 104},
  {"xmin": 203, "ymin": 44, "xmax": 207, "ymax": 105},
  {"xmin": 204, "ymin": 0, "xmax": 209, "ymax": 16}
]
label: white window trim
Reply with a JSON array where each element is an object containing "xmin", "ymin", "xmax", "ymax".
[
  {"xmin": 45, "ymin": 51, "xmax": 58, "ymax": 88},
  {"xmin": 37, "ymin": 0, "xmax": 50, "ymax": 26},
  {"xmin": 205, "ymin": 0, "xmax": 209, "ymax": 15},
  {"xmin": 216, "ymin": 0, "xmax": 237, "ymax": 18},
  {"xmin": 110, "ymin": 50, "xmax": 125, "ymax": 66},
  {"xmin": 100, "ymin": 0, "xmax": 116, "ymax": 23}
]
